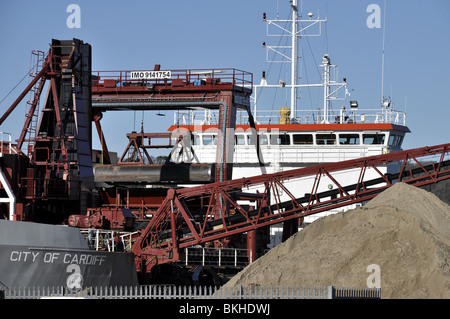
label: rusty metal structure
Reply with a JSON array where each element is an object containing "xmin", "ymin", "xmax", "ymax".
[
  {"xmin": 0, "ymin": 39, "xmax": 254, "ymax": 222},
  {"xmin": 1, "ymin": 38, "xmax": 450, "ymax": 284},
  {"xmin": 90, "ymin": 66, "xmax": 255, "ymax": 182},
  {"xmin": 0, "ymin": 39, "xmax": 93, "ymax": 222},
  {"xmin": 131, "ymin": 143, "xmax": 450, "ymax": 281}
]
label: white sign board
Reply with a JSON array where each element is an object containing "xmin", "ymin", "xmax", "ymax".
[{"xmin": 130, "ymin": 71, "xmax": 172, "ymax": 80}]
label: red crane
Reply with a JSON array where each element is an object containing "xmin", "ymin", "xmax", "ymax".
[{"xmin": 131, "ymin": 143, "xmax": 450, "ymax": 281}]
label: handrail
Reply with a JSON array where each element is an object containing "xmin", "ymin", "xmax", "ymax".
[
  {"xmin": 182, "ymin": 247, "xmax": 251, "ymax": 268},
  {"xmin": 173, "ymin": 108, "xmax": 407, "ymax": 126},
  {"xmin": 91, "ymin": 68, "xmax": 253, "ymax": 92},
  {"xmin": 80, "ymin": 228, "xmax": 138, "ymax": 252}
]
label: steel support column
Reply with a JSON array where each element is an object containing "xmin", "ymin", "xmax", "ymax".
[
  {"xmin": 246, "ymin": 230, "xmax": 257, "ymax": 263},
  {"xmin": 93, "ymin": 111, "xmax": 111, "ymax": 164},
  {"xmin": 215, "ymin": 91, "xmax": 236, "ymax": 183}
]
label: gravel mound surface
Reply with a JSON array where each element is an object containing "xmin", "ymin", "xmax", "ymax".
[{"xmin": 223, "ymin": 182, "xmax": 450, "ymax": 298}]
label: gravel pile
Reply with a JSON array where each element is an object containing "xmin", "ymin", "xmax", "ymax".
[{"xmin": 223, "ymin": 182, "xmax": 450, "ymax": 298}]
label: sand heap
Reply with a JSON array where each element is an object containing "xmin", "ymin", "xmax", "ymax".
[{"xmin": 223, "ymin": 182, "xmax": 450, "ymax": 299}]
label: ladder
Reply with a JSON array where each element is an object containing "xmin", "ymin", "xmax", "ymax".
[{"xmin": 23, "ymin": 50, "xmax": 46, "ymax": 155}]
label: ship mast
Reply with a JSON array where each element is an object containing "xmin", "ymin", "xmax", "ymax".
[
  {"xmin": 290, "ymin": 0, "xmax": 298, "ymax": 118},
  {"xmin": 256, "ymin": 0, "xmax": 349, "ymax": 123}
]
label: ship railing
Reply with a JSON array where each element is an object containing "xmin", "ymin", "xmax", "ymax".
[
  {"xmin": 173, "ymin": 108, "xmax": 406, "ymax": 126},
  {"xmin": 176, "ymin": 247, "xmax": 252, "ymax": 268},
  {"xmin": 80, "ymin": 228, "xmax": 138, "ymax": 253},
  {"xmin": 92, "ymin": 68, "xmax": 252, "ymax": 92}
]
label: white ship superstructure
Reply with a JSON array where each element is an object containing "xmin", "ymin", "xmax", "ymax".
[{"xmin": 167, "ymin": 0, "xmax": 409, "ymax": 246}]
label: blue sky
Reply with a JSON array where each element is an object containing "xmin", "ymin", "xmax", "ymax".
[{"xmin": 0, "ymin": 0, "xmax": 449, "ymax": 155}]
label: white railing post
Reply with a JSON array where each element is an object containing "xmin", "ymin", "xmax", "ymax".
[{"xmin": 95, "ymin": 229, "xmax": 99, "ymax": 250}]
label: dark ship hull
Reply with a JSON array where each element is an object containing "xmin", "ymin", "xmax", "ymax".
[{"xmin": 0, "ymin": 220, "xmax": 138, "ymax": 289}]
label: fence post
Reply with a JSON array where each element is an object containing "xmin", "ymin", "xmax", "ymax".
[{"xmin": 327, "ymin": 286, "xmax": 334, "ymax": 299}]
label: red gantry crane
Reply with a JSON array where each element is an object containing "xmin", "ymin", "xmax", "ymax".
[{"xmin": 131, "ymin": 143, "xmax": 450, "ymax": 281}]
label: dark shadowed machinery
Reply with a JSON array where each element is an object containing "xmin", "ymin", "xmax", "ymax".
[{"xmin": 0, "ymin": 39, "xmax": 94, "ymax": 223}]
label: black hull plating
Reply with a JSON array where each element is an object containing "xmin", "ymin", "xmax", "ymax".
[{"xmin": 0, "ymin": 220, "xmax": 138, "ymax": 289}]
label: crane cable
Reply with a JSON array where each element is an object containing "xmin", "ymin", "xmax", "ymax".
[{"xmin": 0, "ymin": 52, "xmax": 46, "ymax": 108}]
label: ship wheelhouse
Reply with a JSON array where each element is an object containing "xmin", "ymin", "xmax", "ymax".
[{"xmin": 167, "ymin": 108, "xmax": 410, "ymax": 234}]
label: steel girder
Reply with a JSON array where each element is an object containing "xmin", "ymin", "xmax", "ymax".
[{"xmin": 132, "ymin": 143, "xmax": 450, "ymax": 273}]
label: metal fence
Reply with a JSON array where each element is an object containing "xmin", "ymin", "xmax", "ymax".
[
  {"xmin": 2, "ymin": 285, "xmax": 380, "ymax": 299},
  {"xmin": 174, "ymin": 108, "xmax": 406, "ymax": 126},
  {"xmin": 77, "ymin": 230, "xmax": 252, "ymax": 269},
  {"xmin": 178, "ymin": 247, "xmax": 251, "ymax": 268}
]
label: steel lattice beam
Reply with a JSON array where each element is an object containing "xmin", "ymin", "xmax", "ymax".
[{"xmin": 132, "ymin": 143, "xmax": 450, "ymax": 274}]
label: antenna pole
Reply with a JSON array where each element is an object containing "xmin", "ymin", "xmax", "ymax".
[
  {"xmin": 323, "ymin": 55, "xmax": 331, "ymax": 123},
  {"xmin": 381, "ymin": 0, "xmax": 387, "ymax": 105},
  {"xmin": 290, "ymin": 0, "xmax": 298, "ymax": 119},
  {"xmin": 260, "ymin": 3, "xmax": 331, "ymax": 123}
]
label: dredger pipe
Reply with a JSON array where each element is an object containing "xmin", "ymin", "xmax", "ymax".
[{"xmin": 93, "ymin": 163, "xmax": 215, "ymax": 184}]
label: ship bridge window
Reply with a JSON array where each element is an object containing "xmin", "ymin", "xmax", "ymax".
[
  {"xmin": 316, "ymin": 133, "xmax": 336, "ymax": 145},
  {"xmin": 388, "ymin": 134, "xmax": 404, "ymax": 146},
  {"xmin": 339, "ymin": 134, "xmax": 360, "ymax": 145},
  {"xmin": 248, "ymin": 134, "xmax": 268, "ymax": 145},
  {"xmin": 293, "ymin": 134, "xmax": 313, "ymax": 145},
  {"xmin": 192, "ymin": 134, "xmax": 201, "ymax": 145},
  {"xmin": 259, "ymin": 134, "xmax": 268, "ymax": 145},
  {"xmin": 235, "ymin": 134, "xmax": 246, "ymax": 145},
  {"xmin": 270, "ymin": 133, "xmax": 291, "ymax": 145},
  {"xmin": 202, "ymin": 134, "xmax": 217, "ymax": 145},
  {"xmin": 363, "ymin": 133, "xmax": 385, "ymax": 145}
]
